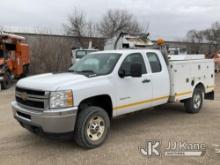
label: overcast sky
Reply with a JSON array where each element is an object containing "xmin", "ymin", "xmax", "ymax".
[{"xmin": 1, "ymin": 0, "xmax": 220, "ymax": 40}]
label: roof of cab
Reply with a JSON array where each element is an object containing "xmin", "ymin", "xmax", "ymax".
[
  {"xmin": 0, "ymin": 32, "xmax": 25, "ymax": 41},
  {"xmin": 93, "ymin": 49, "xmax": 161, "ymax": 54}
]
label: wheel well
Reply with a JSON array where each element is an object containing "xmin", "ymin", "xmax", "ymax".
[
  {"xmin": 78, "ymin": 95, "xmax": 113, "ymax": 119},
  {"xmin": 195, "ymin": 83, "xmax": 205, "ymax": 93}
]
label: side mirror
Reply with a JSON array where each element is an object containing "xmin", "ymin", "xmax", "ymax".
[
  {"xmin": 118, "ymin": 69, "xmax": 125, "ymax": 78},
  {"xmin": 130, "ymin": 63, "xmax": 142, "ymax": 77}
]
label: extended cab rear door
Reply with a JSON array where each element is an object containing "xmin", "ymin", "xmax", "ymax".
[
  {"xmin": 114, "ymin": 52, "xmax": 153, "ymax": 116},
  {"xmin": 145, "ymin": 51, "xmax": 170, "ymax": 106}
]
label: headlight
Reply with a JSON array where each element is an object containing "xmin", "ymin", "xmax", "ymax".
[{"xmin": 49, "ymin": 90, "xmax": 73, "ymax": 109}]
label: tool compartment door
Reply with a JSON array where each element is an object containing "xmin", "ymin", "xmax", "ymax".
[
  {"xmin": 169, "ymin": 58, "xmax": 214, "ymax": 102},
  {"xmin": 169, "ymin": 61, "xmax": 193, "ymax": 101}
]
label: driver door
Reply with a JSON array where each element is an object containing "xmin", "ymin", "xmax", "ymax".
[{"xmin": 115, "ymin": 53, "xmax": 153, "ymax": 116}]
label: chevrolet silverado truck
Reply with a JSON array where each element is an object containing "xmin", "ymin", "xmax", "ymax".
[{"xmin": 11, "ymin": 49, "xmax": 215, "ymax": 148}]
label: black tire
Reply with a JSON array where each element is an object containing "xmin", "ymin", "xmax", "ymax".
[
  {"xmin": 184, "ymin": 87, "xmax": 204, "ymax": 113},
  {"xmin": 74, "ymin": 106, "xmax": 110, "ymax": 149},
  {"xmin": 1, "ymin": 71, "xmax": 12, "ymax": 89}
]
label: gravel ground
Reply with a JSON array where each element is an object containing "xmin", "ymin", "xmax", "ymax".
[{"xmin": 0, "ymin": 75, "xmax": 220, "ymax": 165}]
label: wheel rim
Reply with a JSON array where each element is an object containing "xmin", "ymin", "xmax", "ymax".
[
  {"xmin": 193, "ymin": 93, "xmax": 202, "ymax": 109},
  {"xmin": 86, "ymin": 115, "xmax": 105, "ymax": 142}
]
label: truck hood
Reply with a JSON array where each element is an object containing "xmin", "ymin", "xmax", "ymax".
[{"xmin": 17, "ymin": 73, "xmax": 88, "ymax": 91}]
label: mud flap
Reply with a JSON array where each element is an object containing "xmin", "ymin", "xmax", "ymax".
[{"xmin": 205, "ymin": 91, "xmax": 215, "ymax": 100}]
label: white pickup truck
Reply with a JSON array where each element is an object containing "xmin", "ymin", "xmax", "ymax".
[{"xmin": 11, "ymin": 49, "xmax": 215, "ymax": 148}]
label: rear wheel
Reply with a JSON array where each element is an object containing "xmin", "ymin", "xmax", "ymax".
[
  {"xmin": 184, "ymin": 87, "xmax": 204, "ymax": 113},
  {"xmin": 74, "ymin": 106, "xmax": 110, "ymax": 149}
]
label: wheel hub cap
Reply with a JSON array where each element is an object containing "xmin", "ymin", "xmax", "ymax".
[
  {"xmin": 87, "ymin": 116, "xmax": 105, "ymax": 141},
  {"xmin": 193, "ymin": 93, "xmax": 201, "ymax": 109}
]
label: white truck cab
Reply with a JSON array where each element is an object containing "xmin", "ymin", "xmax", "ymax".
[
  {"xmin": 12, "ymin": 49, "xmax": 215, "ymax": 148},
  {"xmin": 72, "ymin": 48, "xmax": 99, "ymax": 64}
]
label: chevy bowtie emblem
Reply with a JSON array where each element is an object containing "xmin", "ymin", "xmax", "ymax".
[{"xmin": 20, "ymin": 92, "xmax": 28, "ymax": 101}]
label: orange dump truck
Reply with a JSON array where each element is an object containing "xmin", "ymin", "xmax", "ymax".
[{"xmin": 0, "ymin": 32, "xmax": 30, "ymax": 89}]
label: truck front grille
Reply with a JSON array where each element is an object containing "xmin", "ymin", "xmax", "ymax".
[
  {"xmin": 16, "ymin": 87, "xmax": 45, "ymax": 96},
  {"xmin": 15, "ymin": 87, "xmax": 49, "ymax": 111},
  {"xmin": 16, "ymin": 96, "xmax": 45, "ymax": 109}
]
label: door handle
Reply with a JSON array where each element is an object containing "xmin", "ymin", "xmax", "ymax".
[{"xmin": 142, "ymin": 79, "xmax": 151, "ymax": 83}]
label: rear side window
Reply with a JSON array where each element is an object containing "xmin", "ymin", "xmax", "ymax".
[
  {"xmin": 76, "ymin": 50, "xmax": 87, "ymax": 59},
  {"xmin": 147, "ymin": 52, "xmax": 162, "ymax": 73},
  {"xmin": 120, "ymin": 53, "xmax": 147, "ymax": 75}
]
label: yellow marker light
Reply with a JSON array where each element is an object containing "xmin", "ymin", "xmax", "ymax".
[
  {"xmin": 157, "ymin": 38, "xmax": 165, "ymax": 46},
  {"xmin": 66, "ymin": 90, "xmax": 73, "ymax": 107}
]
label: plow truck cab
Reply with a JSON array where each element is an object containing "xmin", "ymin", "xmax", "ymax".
[{"xmin": 0, "ymin": 32, "xmax": 30, "ymax": 89}]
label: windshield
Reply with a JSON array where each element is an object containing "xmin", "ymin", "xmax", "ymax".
[{"xmin": 69, "ymin": 53, "xmax": 121, "ymax": 76}]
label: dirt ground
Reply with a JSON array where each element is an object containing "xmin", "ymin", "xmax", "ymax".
[{"xmin": 0, "ymin": 75, "xmax": 220, "ymax": 165}]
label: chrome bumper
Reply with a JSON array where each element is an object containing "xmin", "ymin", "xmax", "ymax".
[{"xmin": 11, "ymin": 101, "xmax": 78, "ymax": 133}]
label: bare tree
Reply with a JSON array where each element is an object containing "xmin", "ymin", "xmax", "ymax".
[
  {"xmin": 187, "ymin": 30, "xmax": 204, "ymax": 43},
  {"xmin": 64, "ymin": 9, "xmax": 86, "ymax": 37},
  {"xmin": 64, "ymin": 9, "xmax": 88, "ymax": 47},
  {"xmin": 203, "ymin": 22, "xmax": 220, "ymax": 51},
  {"xmin": 64, "ymin": 9, "xmax": 100, "ymax": 47},
  {"xmin": 186, "ymin": 29, "xmax": 206, "ymax": 53},
  {"xmin": 209, "ymin": 22, "xmax": 220, "ymax": 44},
  {"xmin": 64, "ymin": 8, "xmax": 145, "ymax": 41},
  {"xmin": 87, "ymin": 21, "xmax": 99, "ymax": 37},
  {"xmin": 98, "ymin": 9, "xmax": 142, "ymax": 38},
  {"xmin": 186, "ymin": 21, "xmax": 220, "ymax": 54}
]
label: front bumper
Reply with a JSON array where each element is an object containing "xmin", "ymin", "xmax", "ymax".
[{"xmin": 11, "ymin": 101, "xmax": 78, "ymax": 134}]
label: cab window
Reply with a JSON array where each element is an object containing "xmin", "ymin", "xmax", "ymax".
[
  {"xmin": 146, "ymin": 52, "xmax": 162, "ymax": 73},
  {"xmin": 76, "ymin": 50, "xmax": 87, "ymax": 59},
  {"xmin": 119, "ymin": 53, "xmax": 147, "ymax": 76}
]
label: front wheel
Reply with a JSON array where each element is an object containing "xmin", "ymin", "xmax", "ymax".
[
  {"xmin": 184, "ymin": 87, "xmax": 204, "ymax": 113},
  {"xmin": 74, "ymin": 106, "xmax": 110, "ymax": 149}
]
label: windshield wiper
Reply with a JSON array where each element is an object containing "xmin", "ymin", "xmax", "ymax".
[
  {"xmin": 68, "ymin": 69, "xmax": 74, "ymax": 72},
  {"xmin": 75, "ymin": 70, "xmax": 97, "ymax": 77},
  {"xmin": 77, "ymin": 70, "xmax": 95, "ymax": 73}
]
